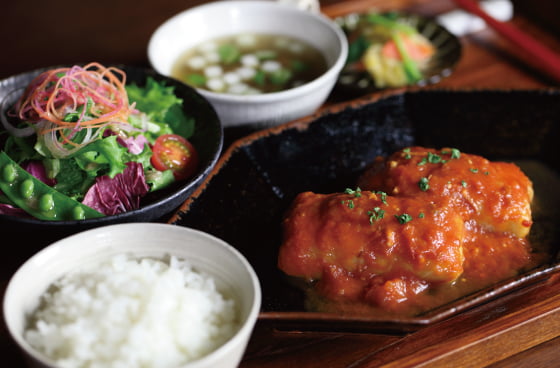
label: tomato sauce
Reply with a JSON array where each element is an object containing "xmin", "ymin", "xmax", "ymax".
[{"xmin": 277, "ymin": 147, "xmax": 536, "ymax": 316}]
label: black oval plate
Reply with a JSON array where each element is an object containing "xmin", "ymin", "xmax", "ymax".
[
  {"xmin": 0, "ymin": 65, "xmax": 223, "ymax": 247},
  {"xmin": 333, "ymin": 11, "xmax": 462, "ymax": 99}
]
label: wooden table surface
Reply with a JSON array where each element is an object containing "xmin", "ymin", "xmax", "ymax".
[{"xmin": 2, "ymin": 0, "xmax": 560, "ymax": 367}]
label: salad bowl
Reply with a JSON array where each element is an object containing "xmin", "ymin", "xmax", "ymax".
[{"xmin": 0, "ymin": 65, "xmax": 223, "ymax": 264}]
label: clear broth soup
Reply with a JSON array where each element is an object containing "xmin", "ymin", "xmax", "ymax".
[{"xmin": 171, "ymin": 33, "xmax": 328, "ymax": 95}]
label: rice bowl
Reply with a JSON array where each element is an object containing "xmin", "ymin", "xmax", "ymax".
[
  {"xmin": 3, "ymin": 223, "xmax": 261, "ymax": 368},
  {"xmin": 25, "ymin": 255, "xmax": 239, "ymax": 367}
]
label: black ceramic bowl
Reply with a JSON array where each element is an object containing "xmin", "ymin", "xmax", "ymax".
[
  {"xmin": 0, "ymin": 65, "xmax": 223, "ymax": 252},
  {"xmin": 333, "ymin": 11, "xmax": 462, "ymax": 100},
  {"xmin": 170, "ymin": 88, "xmax": 560, "ymax": 332}
]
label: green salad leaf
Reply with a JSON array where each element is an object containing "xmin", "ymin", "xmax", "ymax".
[
  {"xmin": 126, "ymin": 77, "xmax": 182, "ymax": 121},
  {"xmin": 126, "ymin": 77, "xmax": 195, "ymax": 141}
]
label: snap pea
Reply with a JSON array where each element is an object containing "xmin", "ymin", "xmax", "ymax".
[{"xmin": 0, "ymin": 151, "xmax": 104, "ymax": 221}]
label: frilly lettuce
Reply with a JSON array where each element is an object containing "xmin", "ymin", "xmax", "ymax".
[{"xmin": 126, "ymin": 77, "xmax": 195, "ymax": 140}]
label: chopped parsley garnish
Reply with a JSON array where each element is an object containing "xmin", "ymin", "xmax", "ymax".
[
  {"xmin": 418, "ymin": 212, "xmax": 425, "ymax": 218},
  {"xmin": 428, "ymin": 152, "xmax": 443, "ymax": 163},
  {"xmin": 395, "ymin": 213, "xmax": 413, "ymax": 224},
  {"xmin": 342, "ymin": 188, "xmax": 362, "ymax": 209},
  {"xmin": 417, "ymin": 148, "xmax": 461, "ymax": 166},
  {"xmin": 344, "ymin": 187, "xmax": 362, "ymax": 197},
  {"xmin": 368, "ymin": 207, "xmax": 385, "ymax": 224},
  {"xmin": 403, "ymin": 148, "xmax": 412, "ymax": 159},
  {"xmin": 470, "ymin": 168, "xmax": 479, "ymax": 173},
  {"xmin": 375, "ymin": 191, "xmax": 388, "ymax": 204},
  {"xmin": 418, "ymin": 152, "xmax": 443, "ymax": 166},
  {"xmin": 418, "ymin": 177, "xmax": 430, "ymax": 191},
  {"xmin": 441, "ymin": 148, "xmax": 461, "ymax": 159},
  {"xmin": 461, "ymin": 180, "xmax": 467, "ymax": 187}
]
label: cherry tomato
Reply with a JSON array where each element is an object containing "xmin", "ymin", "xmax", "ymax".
[{"xmin": 151, "ymin": 134, "xmax": 198, "ymax": 181}]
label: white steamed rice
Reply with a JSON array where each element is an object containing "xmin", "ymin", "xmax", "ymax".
[{"xmin": 24, "ymin": 254, "xmax": 239, "ymax": 368}]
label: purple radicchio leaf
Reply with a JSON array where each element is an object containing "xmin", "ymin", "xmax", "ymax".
[{"xmin": 82, "ymin": 162, "xmax": 149, "ymax": 216}]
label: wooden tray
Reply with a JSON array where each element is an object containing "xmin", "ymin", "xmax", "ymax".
[{"xmin": 241, "ymin": 273, "xmax": 560, "ymax": 367}]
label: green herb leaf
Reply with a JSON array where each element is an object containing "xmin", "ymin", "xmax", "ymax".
[
  {"xmin": 427, "ymin": 152, "xmax": 442, "ymax": 163},
  {"xmin": 253, "ymin": 70, "xmax": 266, "ymax": 86},
  {"xmin": 269, "ymin": 68, "xmax": 292, "ymax": 85},
  {"xmin": 418, "ymin": 177, "xmax": 430, "ymax": 191},
  {"xmin": 368, "ymin": 207, "xmax": 385, "ymax": 224},
  {"xmin": 395, "ymin": 213, "xmax": 413, "ymax": 224},
  {"xmin": 218, "ymin": 44, "xmax": 241, "ymax": 64},
  {"xmin": 417, "ymin": 152, "xmax": 444, "ymax": 166},
  {"xmin": 184, "ymin": 73, "xmax": 207, "ymax": 87},
  {"xmin": 441, "ymin": 148, "xmax": 461, "ymax": 159},
  {"xmin": 403, "ymin": 147, "xmax": 412, "ymax": 159},
  {"xmin": 344, "ymin": 187, "xmax": 362, "ymax": 197},
  {"xmin": 376, "ymin": 190, "xmax": 388, "ymax": 204}
]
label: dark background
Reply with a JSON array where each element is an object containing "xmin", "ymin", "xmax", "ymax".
[{"xmin": 1, "ymin": 0, "xmax": 557, "ymax": 80}]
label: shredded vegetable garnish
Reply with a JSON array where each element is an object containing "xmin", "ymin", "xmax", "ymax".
[{"xmin": 12, "ymin": 62, "xmax": 133, "ymax": 157}]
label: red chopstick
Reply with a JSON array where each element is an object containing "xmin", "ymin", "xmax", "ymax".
[{"xmin": 452, "ymin": 0, "xmax": 560, "ymax": 84}]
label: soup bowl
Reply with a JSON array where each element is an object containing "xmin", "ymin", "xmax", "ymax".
[{"xmin": 148, "ymin": 0, "xmax": 348, "ymax": 127}]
